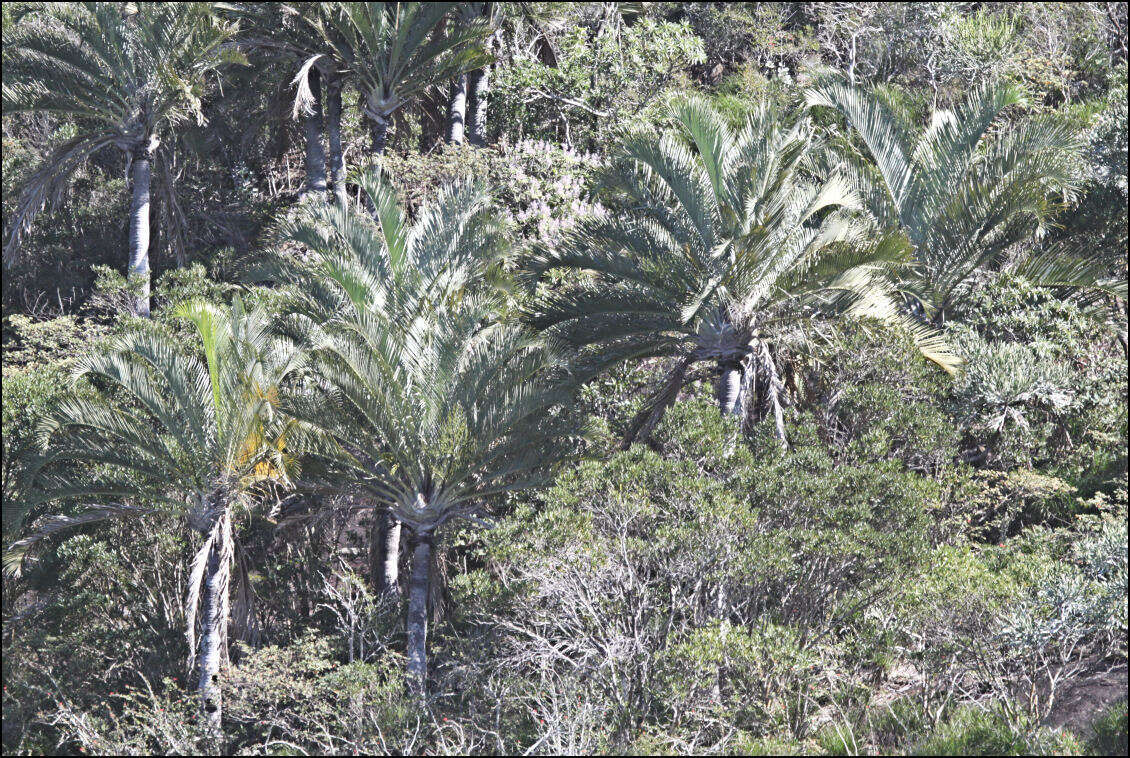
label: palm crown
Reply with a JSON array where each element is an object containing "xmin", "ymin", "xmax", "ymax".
[
  {"xmin": 527, "ymin": 97, "xmax": 920, "ymax": 445},
  {"xmin": 313, "ymin": 2, "xmax": 488, "ymax": 153},
  {"xmin": 804, "ymin": 77, "xmax": 1123, "ymax": 320},
  {"xmin": 277, "ymin": 169, "xmax": 585, "ymax": 533}
]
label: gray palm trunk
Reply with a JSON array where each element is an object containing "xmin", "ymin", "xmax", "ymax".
[
  {"xmin": 716, "ymin": 362, "xmax": 744, "ymax": 417},
  {"xmin": 326, "ymin": 77, "xmax": 346, "ymax": 205},
  {"xmin": 465, "ymin": 65, "xmax": 489, "ymax": 146},
  {"xmin": 298, "ymin": 68, "xmax": 327, "ymax": 201},
  {"xmin": 370, "ymin": 114, "xmax": 390, "ymax": 156},
  {"xmin": 127, "ymin": 146, "xmax": 153, "ymax": 317},
  {"xmin": 370, "ymin": 510, "xmax": 401, "ymax": 597},
  {"xmin": 446, "ymin": 74, "xmax": 467, "ymax": 145},
  {"xmin": 406, "ymin": 531, "xmax": 432, "ymax": 697},
  {"xmin": 197, "ymin": 538, "xmax": 226, "ymax": 745}
]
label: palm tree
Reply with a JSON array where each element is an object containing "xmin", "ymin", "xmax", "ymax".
[
  {"xmin": 223, "ymin": 2, "xmax": 351, "ymax": 203},
  {"xmin": 527, "ymin": 97, "xmax": 931, "ymax": 448},
  {"xmin": 275, "ymin": 169, "xmax": 586, "ymax": 695},
  {"xmin": 4, "ymin": 299, "xmax": 304, "ymax": 743},
  {"xmin": 805, "ymin": 77, "xmax": 1126, "ymax": 322},
  {"xmin": 3, "ymin": 2, "xmax": 243, "ymax": 315},
  {"xmin": 313, "ymin": 2, "xmax": 488, "ymax": 156}
]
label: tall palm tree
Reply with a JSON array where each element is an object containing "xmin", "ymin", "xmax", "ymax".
[
  {"xmin": 4, "ymin": 299, "xmax": 304, "ymax": 743},
  {"xmin": 312, "ymin": 2, "xmax": 489, "ymax": 156},
  {"xmin": 223, "ymin": 2, "xmax": 350, "ymax": 203},
  {"xmin": 805, "ymin": 77, "xmax": 1127, "ymax": 321},
  {"xmin": 275, "ymin": 169, "xmax": 587, "ymax": 696},
  {"xmin": 527, "ymin": 97, "xmax": 933, "ymax": 448},
  {"xmin": 3, "ymin": 2, "xmax": 243, "ymax": 315}
]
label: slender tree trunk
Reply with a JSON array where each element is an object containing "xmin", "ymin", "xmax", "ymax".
[
  {"xmin": 326, "ymin": 77, "xmax": 346, "ymax": 205},
  {"xmin": 369, "ymin": 509, "xmax": 401, "ymax": 597},
  {"xmin": 465, "ymin": 64, "xmax": 490, "ymax": 146},
  {"xmin": 197, "ymin": 539, "xmax": 225, "ymax": 746},
  {"xmin": 298, "ymin": 68, "xmax": 327, "ymax": 201},
  {"xmin": 446, "ymin": 74, "xmax": 467, "ymax": 145},
  {"xmin": 466, "ymin": 14, "xmax": 498, "ymax": 147},
  {"xmin": 128, "ymin": 144, "xmax": 154, "ymax": 317},
  {"xmin": 406, "ymin": 531, "xmax": 433, "ymax": 698}
]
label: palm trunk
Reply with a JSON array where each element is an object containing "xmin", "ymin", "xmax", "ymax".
[
  {"xmin": 298, "ymin": 68, "xmax": 327, "ymax": 201},
  {"xmin": 465, "ymin": 65, "xmax": 489, "ymax": 146},
  {"xmin": 406, "ymin": 531, "xmax": 433, "ymax": 698},
  {"xmin": 326, "ymin": 77, "xmax": 346, "ymax": 205},
  {"xmin": 197, "ymin": 539, "xmax": 226, "ymax": 746},
  {"xmin": 716, "ymin": 361, "xmax": 743, "ymax": 416},
  {"xmin": 446, "ymin": 74, "xmax": 467, "ymax": 145},
  {"xmin": 369, "ymin": 509, "xmax": 401, "ymax": 597},
  {"xmin": 370, "ymin": 114, "xmax": 390, "ymax": 157},
  {"xmin": 128, "ymin": 146, "xmax": 153, "ymax": 317}
]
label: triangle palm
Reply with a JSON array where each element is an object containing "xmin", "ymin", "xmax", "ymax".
[
  {"xmin": 805, "ymin": 77, "xmax": 1126, "ymax": 322},
  {"xmin": 527, "ymin": 96, "xmax": 927, "ymax": 448},
  {"xmin": 3, "ymin": 2, "xmax": 244, "ymax": 314},
  {"xmin": 275, "ymin": 168, "xmax": 588, "ymax": 696}
]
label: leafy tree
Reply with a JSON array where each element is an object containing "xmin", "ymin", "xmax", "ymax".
[
  {"xmin": 805, "ymin": 77, "xmax": 1126, "ymax": 323},
  {"xmin": 527, "ymin": 96, "xmax": 932, "ymax": 448},
  {"xmin": 275, "ymin": 169, "xmax": 587, "ymax": 695},
  {"xmin": 312, "ymin": 2, "xmax": 488, "ymax": 156},
  {"xmin": 2, "ymin": 2, "xmax": 243, "ymax": 315},
  {"xmin": 4, "ymin": 299, "xmax": 304, "ymax": 743}
]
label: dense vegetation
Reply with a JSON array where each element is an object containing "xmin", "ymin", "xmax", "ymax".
[{"xmin": 2, "ymin": 3, "xmax": 1127, "ymax": 755}]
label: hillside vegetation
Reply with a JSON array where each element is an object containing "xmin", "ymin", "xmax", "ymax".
[{"xmin": 2, "ymin": 2, "xmax": 1127, "ymax": 755}]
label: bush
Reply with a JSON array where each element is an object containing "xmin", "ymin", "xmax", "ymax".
[
  {"xmin": 452, "ymin": 396, "xmax": 934, "ymax": 750},
  {"xmin": 913, "ymin": 706, "xmax": 1082, "ymax": 756}
]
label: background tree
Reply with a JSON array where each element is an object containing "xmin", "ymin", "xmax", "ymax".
[
  {"xmin": 2, "ymin": 2, "xmax": 243, "ymax": 315},
  {"xmin": 806, "ymin": 77, "xmax": 1126, "ymax": 323},
  {"xmin": 226, "ymin": 2, "xmax": 355, "ymax": 204},
  {"xmin": 315, "ymin": 2, "xmax": 489, "ymax": 157}
]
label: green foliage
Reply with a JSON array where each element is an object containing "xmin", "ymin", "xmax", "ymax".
[
  {"xmin": 913, "ymin": 706, "xmax": 1082, "ymax": 756},
  {"xmin": 2, "ymin": 4, "xmax": 1127, "ymax": 755},
  {"xmin": 491, "ymin": 15, "xmax": 704, "ymax": 150},
  {"xmin": 380, "ymin": 139, "xmax": 603, "ymax": 254},
  {"xmin": 1087, "ymin": 699, "xmax": 1129, "ymax": 757},
  {"xmin": 457, "ymin": 396, "xmax": 934, "ymax": 750},
  {"xmin": 946, "ymin": 274, "xmax": 1127, "ymax": 489},
  {"xmin": 802, "ymin": 321, "xmax": 958, "ymax": 473}
]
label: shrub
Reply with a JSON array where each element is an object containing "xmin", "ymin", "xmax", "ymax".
[
  {"xmin": 913, "ymin": 705, "xmax": 1082, "ymax": 756},
  {"xmin": 453, "ymin": 396, "xmax": 934, "ymax": 750}
]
